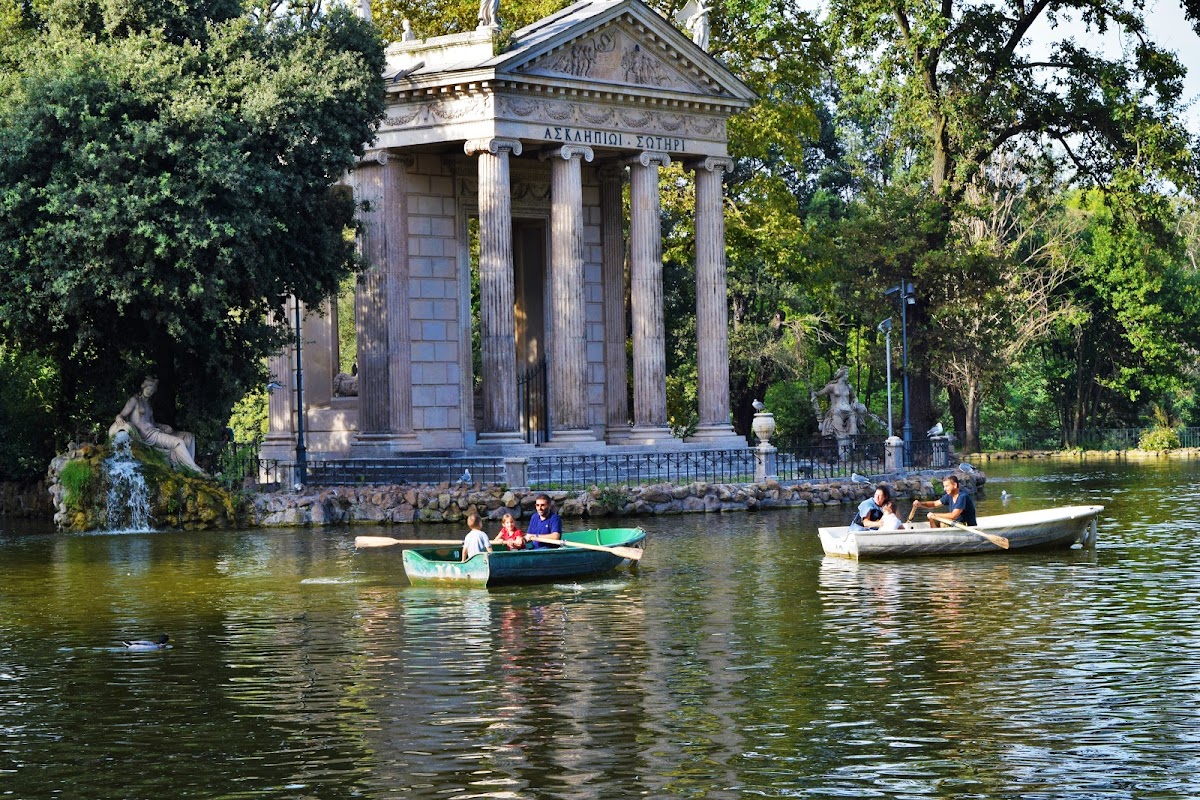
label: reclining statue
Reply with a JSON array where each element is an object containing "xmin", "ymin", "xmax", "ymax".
[{"xmin": 109, "ymin": 378, "xmax": 207, "ymax": 475}]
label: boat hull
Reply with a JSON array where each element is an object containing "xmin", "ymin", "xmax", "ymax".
[
  {"xmin": 819, "ymin": 505, "xmax": 1103, "ymax": 559},
  {"xmin": 402, "ymin": 527, "xmax": 646, "ymax": 587}
]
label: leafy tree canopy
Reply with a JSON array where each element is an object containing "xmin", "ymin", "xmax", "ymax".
[{"xmin": 0, "ymin": 0, "xmax": 385, "ymax": 444}]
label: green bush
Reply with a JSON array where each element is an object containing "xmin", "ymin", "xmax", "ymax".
[{"xmin": 1138, "ymin": 427, "xmax": 1180, "ymax": 451}]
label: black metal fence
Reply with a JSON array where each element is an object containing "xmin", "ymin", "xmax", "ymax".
[
  {"xmin": 306, "ymin": 457, "xmax": 507, "ymax": 486},
  {"xmin": 527, "ymin": 450, "xmax": 756, "ymax": 488},
  {"xmin": 974, "ymin": 427, "xmax": 1200, "ymax": 451}
]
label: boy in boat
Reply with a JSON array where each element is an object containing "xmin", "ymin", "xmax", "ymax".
[
  {"xmin": 461, "ymin": 514, "xmax": 492, "ymax": 561},
  {"xmin": 879, "ymin": 499, "xmax": 905, "ymax": 530},
  {"xmin": 910, "ymin": 474, "xmax": 977, "ymax": 528}
]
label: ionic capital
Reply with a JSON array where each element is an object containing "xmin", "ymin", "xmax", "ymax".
[
  {"xmin": 623, "ymin": 151, "xmax": 671, "ymax": 169},
  {"xmin": 598, "ymin": 164, "xmax": 627, "ymax": 182},
  {"xmin": 686, "ymin": 156, "xmax": 735, "ymax": 175},
  {"xmin": 539, "ymin": 145, "xmax": 595, "ymax": 163},
  {"xmin": 464, "ymin": 137, "xmax": 523, "ymax": 157}
]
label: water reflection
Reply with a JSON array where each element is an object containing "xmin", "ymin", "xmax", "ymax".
[{"xmin": 2, "ymin": 460, "xmax": 1200, "ymax": 797}]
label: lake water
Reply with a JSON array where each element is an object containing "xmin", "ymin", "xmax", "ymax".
[{"xmin": 2, "ymin": 457, "xmax": 1199, "ymax": 799}]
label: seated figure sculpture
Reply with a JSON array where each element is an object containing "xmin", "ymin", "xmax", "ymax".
[{"xmin": 109, "ymin": 378, "xmax": 207, "ymax": 475}]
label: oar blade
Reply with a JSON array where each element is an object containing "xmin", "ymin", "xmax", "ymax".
[
  {"xmin": 355, "ymin": 536, "xmax": 403, "ymax": 548},
  {"xmin": 354, "ymin": 536, "xmax": 462, "ymax": 548}
]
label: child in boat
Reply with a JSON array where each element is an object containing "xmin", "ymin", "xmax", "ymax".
[
  {"xmin": 461, "ymin": 514, "xmax": 492, "ymax": 562},
  {"xmin": 492, "ymin": 513, "xmax": 526, "ymax": 550},
  {"xmin": 879, "ymin": 499, "xmax": 905, "ymax": 531}
]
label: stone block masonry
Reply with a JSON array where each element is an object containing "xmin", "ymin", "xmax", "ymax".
[{"xmin": 248, "ymin": 472, "xmax": 984, "ymax": 527}]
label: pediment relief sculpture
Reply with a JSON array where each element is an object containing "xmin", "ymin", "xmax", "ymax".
[{"xmin": 517, "ymin": 24, "xmax": 709, "ymax": 94}]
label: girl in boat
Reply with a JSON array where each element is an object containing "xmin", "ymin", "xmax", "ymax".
[
  {"xmin": 492, "ymin": 513, "xmax": 526, "ymax": 550},
  {"xmin": 879, "ymin": 500, "xmax": 905, "ymax": 530}
]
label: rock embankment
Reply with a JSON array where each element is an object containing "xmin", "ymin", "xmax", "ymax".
[{"xmin": 250, "ymin": 471, "xmax": 984, "ymax": 527}]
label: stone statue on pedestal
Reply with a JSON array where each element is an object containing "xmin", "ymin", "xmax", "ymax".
[
  {"xmin": 811, "ymin": 367, "xmax": 886, "ymax": 442},
  {"xmin": 109, "ymin": 378, "xmax": 207, "ymax": 475}
]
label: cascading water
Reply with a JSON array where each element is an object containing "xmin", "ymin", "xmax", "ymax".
[{"xmin": 104, "ymin": 431, "xmax": 153, "ymax": 532}]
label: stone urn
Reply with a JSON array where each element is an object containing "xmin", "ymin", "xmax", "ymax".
[{"xmin": 752, "ymin": 411, "xmax": 776, "ymax": 446}]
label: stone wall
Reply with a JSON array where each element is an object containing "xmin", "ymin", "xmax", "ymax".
[
  {"xmin": 0, "ymin": 480, "xmax": 53, "ymax": 519},
  {"xmin": 249, "ymin": 471, "xmax": 984, "ymax": 527}
]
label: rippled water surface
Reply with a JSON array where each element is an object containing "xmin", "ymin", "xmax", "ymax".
[{"xmin": 3, "ymin": 458, "xmax": 1199, "ymax": 798}]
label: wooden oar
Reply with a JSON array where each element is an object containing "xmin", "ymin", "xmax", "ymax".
[
  {"xmin": 355, "ymin": 536, "xmax": 460, "ymax": 548},
  {"xmin": 931, "ymin": 516, "xmax": 1010, "ymax": 549},
  {"xmin": 526, "ymin": 536, "xmax": 644, "ymax": 561}
]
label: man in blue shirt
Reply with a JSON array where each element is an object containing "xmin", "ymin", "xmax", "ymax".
[
  {"xmin": 911, "ymin": 474, "xmax": 977, "ymax": 527},
  {"xmin": 525, "ymin": 494, "xmax": 562, "ymax": 549}
]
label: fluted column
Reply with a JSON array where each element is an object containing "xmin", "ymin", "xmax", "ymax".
[
  {"xmin": 626, "ymin": 151, "xmax": 674, "ymax": 445},
  {"xmin": 687, "ymin": 157, "xmax": 743, "ymax": 445},
  {"xmin": 541, "ymin": 144, "xmax": 598, "ymax": 444},
  {"xmin": 353, "ymin": 150, "xmax": 420, "ymax": 453},
  {"xmin": 600, "ymin": 164, "xmax": 630, "ymax": 444},
  {"xmin": 262, "ymin": 307, "xmax": 296, "ymax": 459},
  {"xmin": 465, "ymin": 137, "xmax": 524, "ymax": 445}
]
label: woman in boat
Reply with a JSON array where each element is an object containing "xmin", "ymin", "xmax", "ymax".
[
  {"xmin": 492, "ymin": 513, "xmax": 526, "ymax": 550},
  {"xmin": 461, "ymin": 514, "xmax": 492, "ymax": 561},
  {"xmin": 849, "ymin": 485, "xmax": 892, "ymax": 531},
  {"xmin": 911, "ymin": 474, "xmax": 977, "ymax": 528}
]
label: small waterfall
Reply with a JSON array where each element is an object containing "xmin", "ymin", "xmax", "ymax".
[{"xmin": 104, "ymin": 431, "xmax": 153, "ymax": 532}]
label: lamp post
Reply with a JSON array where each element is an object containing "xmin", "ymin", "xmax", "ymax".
[
  {"xmin": 885, "ymin": 281, "xmax": 916, "ymax": 464},
  {"xmin": 877, "ymin": 318, "xmax": 893, "ymax": 438},
  {"xmin": 293, "ymin": 295, "xmax": 307, "ymax": 487}
]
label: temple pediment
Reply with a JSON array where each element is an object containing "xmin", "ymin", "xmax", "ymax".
[{"xmin": 512, "ymin": 21, "xmax": 705, "ymax": 94}]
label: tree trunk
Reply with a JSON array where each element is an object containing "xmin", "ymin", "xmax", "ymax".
[
  {"xmin": 964, "ymin": 378, "xmax": 982, "ymax": 453},
  {"xmin": 909, "ymin": 369, "xmax": 934, "ymax": 442},
  {"xmin": 947, "ymin": 386, "xmax": 967, "ymax": 444}
]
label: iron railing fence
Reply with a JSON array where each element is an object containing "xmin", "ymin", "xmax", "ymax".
[
  {"xmin": 771, "ymin": 439, "xmax": 888, "ymax": 482},
  {"xmin": 527, "ymin": 449, "xmax": 756, "ymax": 488},
  {"xmin": 969, "ymin": 427, "xmax": 1200, "ymax": 451},
  {"xmin": 305, "ymin": 457, "xmax": 506, "ymax": 486}
]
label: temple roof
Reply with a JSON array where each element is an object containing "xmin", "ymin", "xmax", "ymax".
[{"xmin": 385, "ymin": 0, "xmax": 756, "ymax": 108}]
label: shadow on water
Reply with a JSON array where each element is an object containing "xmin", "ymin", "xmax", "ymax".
[{"xmin": 1, "ymin": 458, "xmax": 1199, "ymax": 797}]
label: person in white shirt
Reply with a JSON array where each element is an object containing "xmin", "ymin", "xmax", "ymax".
[
  {"xmin": 461, "ymin": 514, "xmax": 492, "ymax": 561},
  {"xmin": 879, "ymin": 499, "xmax": 905, "ymax": 531}
]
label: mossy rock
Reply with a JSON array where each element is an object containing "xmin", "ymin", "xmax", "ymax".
[{"xmin": 52, "ymin": 441, "xmax": 246, "ymax": 532}]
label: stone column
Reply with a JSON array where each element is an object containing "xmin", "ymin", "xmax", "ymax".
[
  {"xmin": 353, "ymin": 150, "xmax": 420, "ymax": 454},
  {"xmin": 541, "ymin": 144, "xmax": 597, "ymax": 444},
  {"xmin": 686, "ymin": 156, "xmax": 743, "ymax": 446},
  {"xmin": 599, "ymin": 164, "xmax": 630, "ymax": 444},
  {"xmin": 262, "ymin": 307, "xmax": 296, "ymax": 459},
  {"xmin": 625, "ymin": 151, "xmax": 674, "ymax": 445},
  {"xmin": 465, "ymin": 137, "xmax": 524, "ymax": 445}
]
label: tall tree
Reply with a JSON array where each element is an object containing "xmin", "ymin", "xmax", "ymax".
[
  {"xmin": 0, "ymin": 0, "xmax": 385, "ymax": 442},
  {"xmin": 824, "ymin": 0, "xmax": 1197, "ymax": 435}
]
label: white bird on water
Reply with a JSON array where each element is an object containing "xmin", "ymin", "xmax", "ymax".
[{"xmin": 1000, "ymin": 490, "xmax": 1011, "ymax": 503}]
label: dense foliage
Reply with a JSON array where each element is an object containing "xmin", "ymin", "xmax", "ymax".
[{"xmin": 0, "ymin": 0, "xmax": 384, "ymax": 475}]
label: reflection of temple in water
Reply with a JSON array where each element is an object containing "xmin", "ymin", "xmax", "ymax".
[{"xmin": 261, "ymin": 0, "xmax": 755, "ymax": 466}]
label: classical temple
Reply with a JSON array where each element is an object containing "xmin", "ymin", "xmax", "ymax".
[{"xmin": 261, "ymin": 0, "xmax": 756, "ymax": 464}]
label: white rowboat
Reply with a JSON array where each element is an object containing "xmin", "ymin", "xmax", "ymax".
[{"xmin": 819, "ymin": 505, "xmax": 1104, "ymax": 559}]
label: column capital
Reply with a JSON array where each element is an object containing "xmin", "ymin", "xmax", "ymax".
[
  {"xmin": 686, "ymin": 156, "xmax": 735, "ymax": 174},
  {"xmin": 465, "ymin": 137, "xmax": 523, "ymax": 157},
  {"xmin": 358, "ymin": 150, "xmax": 415, "ymax": 169},
  {"xmin": 598, "ymin": 163, "xmax": 627, "ymax": 182},
  {"xmin": 539, "ymin": 145, "xmax": 594, "ymax": 163},
  {"xmin": 624, "ymin": 151, "xmax": 671, "ymax": 169}
]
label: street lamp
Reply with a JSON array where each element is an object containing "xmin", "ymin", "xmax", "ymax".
[
  {"xmin": 877, "ymin": 317, "xmax": 893, "ymax": 438},
  {"xmin": 884, "ymin": 281, "xmax": 916, "ymax": 463},
  {"xmin": 293, "ymin": 295, "xmax": 307, "ymax": 487}
]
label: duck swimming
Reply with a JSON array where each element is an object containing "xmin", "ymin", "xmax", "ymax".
[{"xmin": 122, "ymin": 634, "xmax": 170, "ymax": 650}]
